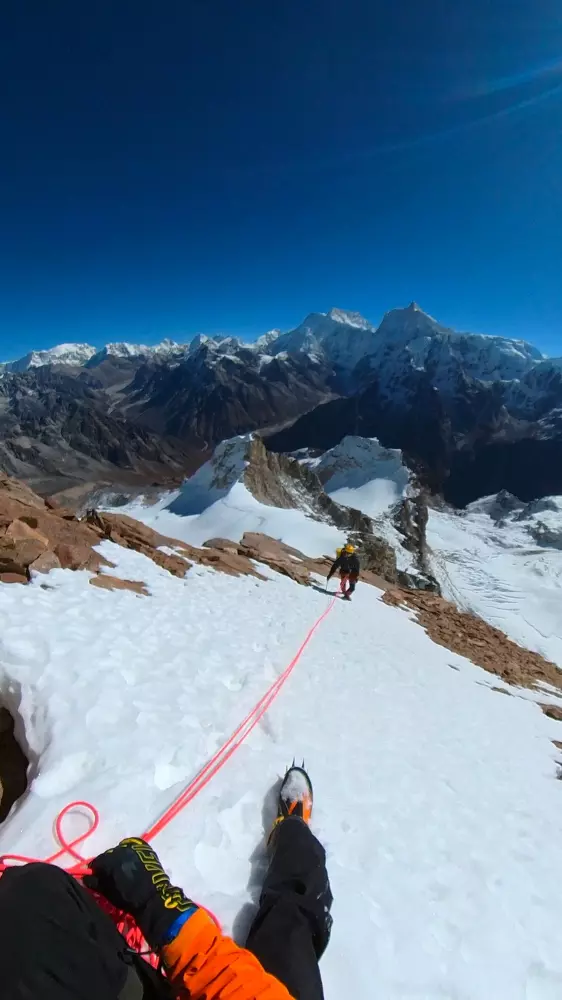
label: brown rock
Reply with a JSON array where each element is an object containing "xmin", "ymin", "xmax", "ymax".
[
  {"xmin": 17, "ymin": 515, "xmax": 39, "ymax": 529},
  {"xmin": 0, "ymin": 476, "xmax": 47, "ymax": 511},
  {"xmin": 0, "ymin": 536, "xmax": 49, "ymax": 574},
  {"xmin": 0, "ymin": 573, "xmax": 27, "ymax": 584},
  {"xmin": 54, "ymin": 542, "xmax": 111, "ymax": 572},
  {"xmin": 47, "ymin": 507, "xmax": 79, "ymax": 521},
  {"xmin": 86, "ymin": 511, "xmax": 194, "ymax": 577},
  {"xmin": 90, "ymin": 575, "xmax": 148, "ymax": 596},
  {"xmin": 540, "ymin": 704, "xmax": 562, "ymax": 722},
  {"xmin": 85, "ymin": 511, "xmax": 169, "ymax": 549},
  {"xmin": 199, "ymin": 548, "xmax": 266, "ymax": 580},
  {"xmin": 149, "ymin": 550, "xmax": 191, "ymax": 578},
  {"xmin": 28, "ymin": 551, "xmax": 63, "ymax": 574},
  {"xmin": 203, "ymin": 537, "xmax": 240, "ymax": 555},
  {"xmin": 5, "ymin": 519, "xmax": 50, "ymax": 549}
]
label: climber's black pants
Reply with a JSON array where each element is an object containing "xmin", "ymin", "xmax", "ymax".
[
  {"xmin": 0, "ymin": 862, "xmax": 164, "ymax": 1000},
  {"xmin": 246, "ymin": 817, "xmax": 333, "ymax": 1000}
]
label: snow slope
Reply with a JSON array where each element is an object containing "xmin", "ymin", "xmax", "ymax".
[
  {"xmin": 120, "ymin": 481, "xmax": 347, "ymax": 558},
  {"xmin": 1, "ymin": 545, "xmax": 562, "ymax": 997},
  {"xmin": 314, "ymin": 436, "xmax": 412, "ymax": 518},
  {"xmin": 427, "ymin": 498, "xmax": 562, "ymax": 669}
]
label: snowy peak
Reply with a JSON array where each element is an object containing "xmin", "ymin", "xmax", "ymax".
[
  {"xmin": 188, "ymin": 334, "xmax": 217, "ymax": 354},
  {"xmin": 2, "ymin": 339, "xmax": 186, "ymax": 373},
  {"xmin": 6, "ymin": 343, "xmax": 97, "ymax": 372},
  {"xmin": 186, "ymin": 334, "xmax": 246, "ymax": 360},
  {"xmin": 265, "ymin": 308, "xmax": 376, "ymax": 365},
  {"xmin": 254, "ymin": 329, "xmax": 282, "ymax": 350},
  {"xmin": 315, "ymin": 436, "xmax": 412, "ymax": 512},
  {"xmin": 370, "ymin": 305, "xmax": 544, "ymax": 386},
  {"xmin": 326, "ymin": 307, "xmax": 373, "ymax": 330},
  {"xmin": 2, "ymin": 305, "xmax": 548, "ymax": 390},
  {"xmin": 377, "ymin": 303, "xmax": 444, "ymax": 339},
  {"xmin": 88, "ymin": 340, "xmax": 184, "ymax": 364}
]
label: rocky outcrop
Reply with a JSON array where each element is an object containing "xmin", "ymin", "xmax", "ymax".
[
  {"xmin": 541, "ymin": 705, "xmax": 562, "ymax": 722},
  {"xmin": 383, "ymin": 588, "xmax": 562, "ymax": 693},
  {"xmin": 360, "ymin": 535, "xmax": 399, "ymax": 585},
  {"xmin": 390, "ymin": 493, "xmax": 439, "ymax": 591},
  {"xmin": 0, "ymin": 477, "xmax": 113, "ymax": 580},
  {"xmin": 529, "ymin": 520, "xmax": 562, "ymax": 550},
  {"xmin": 201, "ymin": 533, "xmax": 388, "ymax": 590},
  {"xmin": 90, "ymin": 575, "xmax": 149, "ymax": 596},
  {"xmin": 241, "ymin": 437, "xmax": 400, "ymax": 584},
  {"xmin": 85, "ymin": 510, "xmax": 192, "ymax": 578}
]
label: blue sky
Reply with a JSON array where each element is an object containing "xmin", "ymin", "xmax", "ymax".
[{"xmin": 1, "ymin": 0, "xmax": 561, "ymax": 359}]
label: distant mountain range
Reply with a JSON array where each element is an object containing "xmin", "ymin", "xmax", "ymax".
[{"xmin": 1, "ymin": 303, "xmax": 561, "ymax": 504}]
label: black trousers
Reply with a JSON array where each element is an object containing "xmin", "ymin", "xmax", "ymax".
[
  {"xmin": 0, "ymin": 819, "xmax": 332, "ymax": 1000},
  {"xmin": 0, "ymin": 863, "xmax": 166, "ymax": 1000},
  {"xmin": 247, "ymin": 817, "xmax": 333, "ymax": 1000}
]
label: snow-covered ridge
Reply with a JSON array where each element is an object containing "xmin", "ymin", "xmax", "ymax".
[
  {"xmin": 2, "ymin": 302, "xmax": 551, "ymax": 383},
  {"xmin": 0, "ymin": 339, "xmax": 184, "ymax": 372},
  {"xmin": 2, "ymin": 343, "xmax": 97, "ymax": 372},
  {"xmin": 87, "ymin": 339, "xmax": 183, "ymax": 364}
]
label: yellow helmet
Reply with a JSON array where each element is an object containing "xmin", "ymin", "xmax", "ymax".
[{"xmin": 344, "ymin": 543, "xmax": 355, "ymax": 554}]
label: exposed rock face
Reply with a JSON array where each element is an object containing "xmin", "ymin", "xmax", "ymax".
[
  {"xmin": 383, "ymin": 588, "xmax": 562, "ymax": 692},
  {"xmin": 0, "ymin": 368, "xmax": 195, "ymax": 497},
  {"xmin": 241, "ymin": 438, "xmax": 404, "ymax": 587},
  {"xmin": 541, "ymin": 704, "xmax": 562, "ymax": 722},
  {"xmin": 530, "ymin": 521, "xmax": 562, "ymax": 549},
  {"xmin": 89, "ymin": 575, "xmax": 149, "ymax": 595},
  {"xmin": 360, "ymin": 535, "xmax": 399, "ymax": 585},
  {"xmin": 390, "ymin": 493, "xmax": 438, "ymax": 590},
  {"xmin": 0, "ymin": 484, "xmax": 112, "ymax": 579},
  {"xmin": 122, "ymin": 346, "xmax": 335, "ymax": 445},
  {"xmin": 29, "ymin": 551, "xmax": 62, "ymax": 574}
]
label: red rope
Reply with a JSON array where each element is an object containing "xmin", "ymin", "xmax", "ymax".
[
  {"xmin": 0, "ymin": 593, "xmax": 337, "ymax": 964},
  {"xmin": 144, "ymin": 593, "xmax": 337, "ymax": 840}
]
